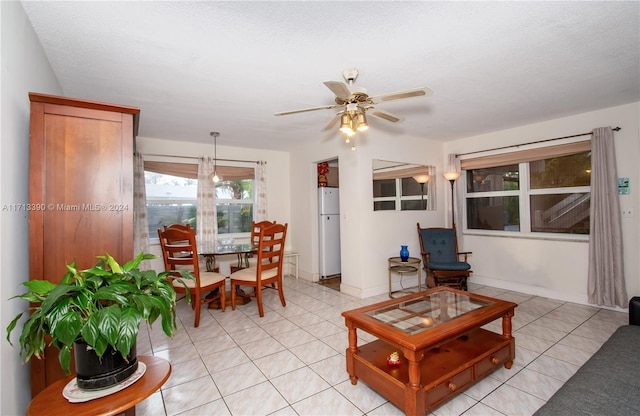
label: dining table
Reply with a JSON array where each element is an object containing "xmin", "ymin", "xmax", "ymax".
[
  {"xmin": 201, "ymin": 242, "xmax": 257, "ymax": 309},
  {"xmin": 201, "ymin": 242, "xmax": 257, "ymax": 273}
]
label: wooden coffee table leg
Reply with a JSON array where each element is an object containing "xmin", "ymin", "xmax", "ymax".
[
  {"xmin": 503, "ymin": 310, "xmax": 515, "ymax": 369},
  {"xmin": 404, "ymin": 351, "xmax": 426, "ymax": 416},
  {"xmin": 346, "ymin": 323, "xmax": 358, "ymax": 385}
]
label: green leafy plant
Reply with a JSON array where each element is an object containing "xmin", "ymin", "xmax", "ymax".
[{"xmin": 6, "ymin": 252, "xmax": 192, "ymax": 375}]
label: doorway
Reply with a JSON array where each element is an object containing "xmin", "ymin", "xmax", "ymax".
[{"xmin": 316, "ymin": 158, "xmax": 341, "ymax": 290}]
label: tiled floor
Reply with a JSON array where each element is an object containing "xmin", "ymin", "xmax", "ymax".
[{"xmin": 135, "ymin": 276, "xmax": 628, "ymax": 416}]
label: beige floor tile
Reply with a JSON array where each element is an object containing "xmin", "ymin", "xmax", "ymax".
[
  {"xmin": 223, "ymin": 381, "xmax": 288, "ymax": 416},
  {"xmin": 291, "ymin": 388, "xmax": 362, "ymax": 416},
  {"xmin": 143, "ymin": 278, "xmax": 623, "ymax": 416},
  {"xmin": 271, "ymin": 366, "xmax": 331, "ymax": 403},
  {"xmin": 162, "ymin": 376, "xmax": 221, "ymax": 416}
]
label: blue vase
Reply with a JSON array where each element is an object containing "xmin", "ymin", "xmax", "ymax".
[{"xmin": 400, "ymin": 245, "xmax": 409, "ymax": 262}]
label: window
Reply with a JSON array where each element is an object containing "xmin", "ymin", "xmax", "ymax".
[
  {"xmin": 463, "ymin": 144, "xmax": 591, "ymax": 235},
  {"xmin": 144, "ymin": 162, "xmax": 254, "ymax": 237},
  {"xmin": 145, "ymin": 171, "xmax": 197, "ymax": 237},
  {"xmin": 465, "ymin": 165, "xmax": 520, "ymax": 231},
  {"xmin": 215, "ymin": 179, "xmax": 254, "ymax": 234},
  {"xmin": 373, "ymin": 177, "xmax": 429, "ymax": 211}
]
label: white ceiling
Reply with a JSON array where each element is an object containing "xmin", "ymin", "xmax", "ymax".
[{"xmin": 21, "ymin": 1, "xmax": 640, "ymax": 151}]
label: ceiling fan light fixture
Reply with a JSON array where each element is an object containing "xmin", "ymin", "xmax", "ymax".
[
  {"xmin": 274, "ymin": 68, "xmax": 433, "ymax": 150},
  {"xmin": 339, "ymin": 113, "xmax": 354, "ymax": 134},
  {"xmin": 356, "ymin": 112, "xmax": 369, "ymax": 131}
]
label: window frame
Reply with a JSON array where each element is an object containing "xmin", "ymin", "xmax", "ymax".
[
  {"xmin": 461, "ymin": 143, "xmax": 591, "ymax": 241},
  {"xmin": 144, "ymin": 162, "xmax": 255, "ymax": 242},
  {"xmin": 373, "ymin": 177, "xmax": 429, "ymax": 211}
]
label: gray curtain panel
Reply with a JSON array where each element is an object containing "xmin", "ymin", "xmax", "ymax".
[{"xmin": 588, "ymin": 127, "xmax": 628, "ymax": 308}]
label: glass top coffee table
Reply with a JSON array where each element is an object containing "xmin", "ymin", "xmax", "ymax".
[{"xmin": 342, "ymin": 287, "xmax": 517, "ymax": 416}]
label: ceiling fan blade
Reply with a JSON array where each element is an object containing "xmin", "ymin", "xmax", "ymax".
[
  {"xmin": 370, "ymin": 108, "xmax": 404, "ymax": 123},
  {"xmin": 321, "ymin": 113, "xmax": 342, "ymax": 132},
  {"xmin": 369, "ymin": 87, "xmax": 433, "ymax": 104},
  {"xmin": 275, "ymin": 104, "xmax": 340, "ymax": 116},
  {"xmin": 323, "ymin": 81, "xmax": 352, "ymax": 100}
]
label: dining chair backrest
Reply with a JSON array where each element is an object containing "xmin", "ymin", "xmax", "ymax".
[
  {"xmin": 250, "ymin": 221, "xmax": 276, "ymax": 246},
  {"xmin": 157, "ymin": 226, "xmax": 201, "ymax": 280},
  {"xmin": 164, "ymin": 223, "xmax": 191, "ymax": 231},
  {"xmin": 255, "ymin": 222, "xmax": 287, "ymax": 274},
  {"xmin": 248, "ymin": 220, "xmax": 276, "ymax": 267},
  {"xmin": 157, "ymin": 225, "xmax": 227, "ymax": 326},
  {"xmin": 161, "ymin": 224, "xmax": 194, "ymax": 260}
]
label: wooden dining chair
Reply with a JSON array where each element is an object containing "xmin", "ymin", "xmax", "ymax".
[
  {"xmin": 157, "ymin": 226, "xmax": 227, "ymax": 327},
  {"xmin": 246, "ymin": 220, "xmax": 276, "ymax": 268},
  {"xmin": 231, "ymin": 222, "xmax": 288, "ymax": 317},
  {"xmin": 417, "ymin": 223, "xmax": 472, "ymax": 290}
]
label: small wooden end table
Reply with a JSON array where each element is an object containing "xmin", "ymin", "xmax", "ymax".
[
  {"xmin": 27, "ymin": 355, "xmax": 171, "ymax": 416},
  {"xmin": 388, "ymin": 256, "xmax": 422, "ymax": 298}
]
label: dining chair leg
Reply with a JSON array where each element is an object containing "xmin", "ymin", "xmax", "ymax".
[
  {"xmin": 256, "ymin": 285, "xmax": 264, "ymax": 317},
  {"xmin": 219, "ymin": 284, "xmax": 226, "ymax": 312},
  {"xmin": 277, "ymin": 281, "xmax": 286, "ymax": 307},
  {"xmin": 193, "ymin": 292, "xmax": 201, "ymax": 327},
  {"xmin": 231, "ymin": 282, "xmax": 237, "ymax": 310}
]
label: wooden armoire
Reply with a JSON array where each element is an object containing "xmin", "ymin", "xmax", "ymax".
[{"xmin": 28, "ymin": 92, "xmax": 140, "ymax": 397}]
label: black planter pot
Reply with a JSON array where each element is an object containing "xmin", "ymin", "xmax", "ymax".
[{"xmin": 73, "ymin": 341, "xmax": 138, "ymax": 390}]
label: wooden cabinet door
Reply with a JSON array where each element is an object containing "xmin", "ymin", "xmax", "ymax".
[{"xmin": 28, "ymin": 93, "xmax": 138, "ymax": 396}]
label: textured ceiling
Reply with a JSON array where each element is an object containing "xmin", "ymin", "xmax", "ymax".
[{"xmin": 21, "ymin": 1, "xmax": 640, "ymax": 151}]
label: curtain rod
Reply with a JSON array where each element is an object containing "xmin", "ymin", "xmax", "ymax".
[
  {"xmin": 142, "ymin": 153, "xmax": 263, "ymax": 164},
  {"xmin": 456, "ymin": 126, "xmax": 621, "ymax": 158}
]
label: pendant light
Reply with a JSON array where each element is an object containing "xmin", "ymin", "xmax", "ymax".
[{"xmin": 210, "ymin": 131, "xmax": 221, "ymax": 183}]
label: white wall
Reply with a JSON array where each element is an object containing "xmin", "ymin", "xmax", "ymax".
[
  {"xmin": 444, "ymin": 102, "xmax": 640, "ymax": 308},
  {"xmin": 289, "ymin": 130, "xmax": 446, "ymax": 298},
  {"xmin": 1, "ymin": 2, "xmax": 63, "ymax": 414}
]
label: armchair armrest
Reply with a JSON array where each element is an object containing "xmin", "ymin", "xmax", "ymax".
[{"xmin": 456, "ymin": 251, "xmax": 472, "ymax": 261}]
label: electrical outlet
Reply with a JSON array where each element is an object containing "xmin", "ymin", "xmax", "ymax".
[{"xmin": 622, "ymin": 208, "xmax": 634, "ymax": 218}]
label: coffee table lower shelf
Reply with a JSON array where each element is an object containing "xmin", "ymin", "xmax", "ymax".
[{"xmin": 348, "ymin": 328, "xmax": 514, "ymax": 415}]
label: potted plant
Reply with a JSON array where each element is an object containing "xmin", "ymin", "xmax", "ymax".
[{"xmin": 6, "ymin": 252, "xmax": 192, "ymax": 390}]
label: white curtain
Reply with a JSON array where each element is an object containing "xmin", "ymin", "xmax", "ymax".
[
  {"xmin": 254, "ymin": 161, "xmax": 268, "ymax": 221},
  {"xmin": 426, "ymin": 165, "xmax": 437, "ymax": 211},
  {"xmin": 588, "ymin": 127, "xmax": 627, "ymax": 308},
  {"xmin": 197, "ymin": 157, "xmax": 217, "ymax": 253},
  {"xmin": 133, "ymin": 152, "xmax": 150, "ymax": 257}
]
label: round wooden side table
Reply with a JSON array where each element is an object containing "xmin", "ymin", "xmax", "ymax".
[
  {"xmin": 27, "ymin": 355, "xmax": 171, "ymax": 416},
  {"xmin": 388, "ymin": 256, "xmax": 422, "ymax": 298}
]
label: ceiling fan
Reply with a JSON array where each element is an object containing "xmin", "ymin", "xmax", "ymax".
[{"xmin": 275, "ymin": 68, "xmax": 433, "ymax": 146}]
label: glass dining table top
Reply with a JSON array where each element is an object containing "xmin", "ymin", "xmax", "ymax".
[
  {"xmin": 202, "ymin": 243, "xmax": 256, "ymax": 255},
  {"xmin": 364, "ymin": 289, "xmax": 494, "ymax": 336}
]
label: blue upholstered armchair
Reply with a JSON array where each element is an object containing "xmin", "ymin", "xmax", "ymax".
[{"xmin": 417, "ymin": 223, "xmax": 472, "ymax": 290}]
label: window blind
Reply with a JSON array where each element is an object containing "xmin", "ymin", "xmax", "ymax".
[
  {"xmin": 460, "ymin": 140, "xmax": 591, "ymax": 170},
  {"xmin": 144, "ymin": 161, "xmax": 255, "ymax": 180}
]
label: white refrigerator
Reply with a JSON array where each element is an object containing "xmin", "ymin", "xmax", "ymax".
[{"xmin": 318, "ymin": 188, "xmax": 341, "ymax": 279}]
